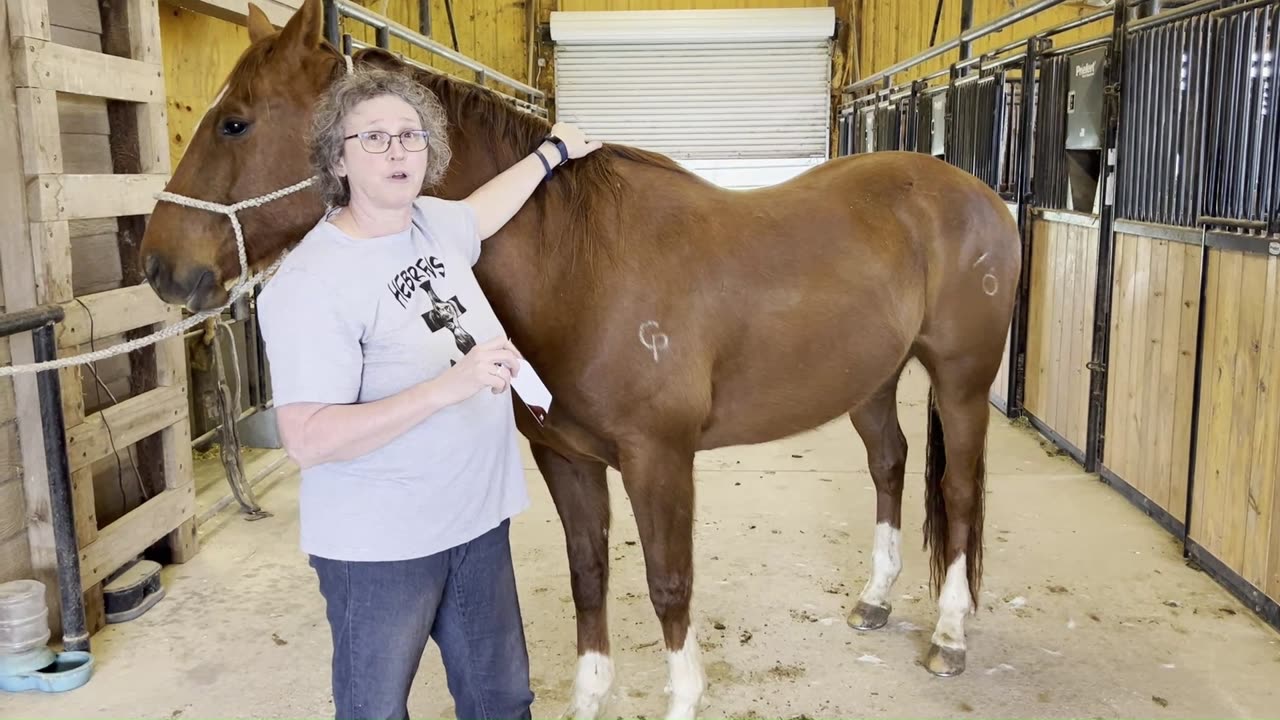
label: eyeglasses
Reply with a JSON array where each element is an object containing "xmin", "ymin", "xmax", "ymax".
[{"xmin": 343, "ymin": 129, "xmax": 430, "ymax": 154}]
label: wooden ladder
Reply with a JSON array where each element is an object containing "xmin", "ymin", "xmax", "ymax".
[{"xmin": 3, "ymin": 0, "xmax": 197, "ymax": 637}]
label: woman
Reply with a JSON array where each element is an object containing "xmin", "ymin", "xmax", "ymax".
[{"xmin": 255, "ymin": 65, "xmax": 600, "ymax": 720}]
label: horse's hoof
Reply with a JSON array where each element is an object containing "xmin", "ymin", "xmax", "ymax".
[
  {"xmin": 847, "ymin": 601, "xmax": 891, "ymax": 630},
  {"xmin": 925, "ymin": 643, "xmax": 966, "ymax": 677}
]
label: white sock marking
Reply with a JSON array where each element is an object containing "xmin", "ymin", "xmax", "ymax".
[
  {"xmin": 931, "ymin": 554, "xmax": 971, "ymax": 650},
  {"xmin": 568, "ymin": 652, "xmax": 613, "ymax": 720},
  {"xmin": 858, "ymin": 522, "xmax": 902, "ymax": 608},
  {"xmin": 664, "ymin": 626, "xmax": 705, "ymax": 720}
]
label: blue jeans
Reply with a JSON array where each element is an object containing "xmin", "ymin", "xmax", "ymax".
[{"xmin": 310, "ymin": 519, "xmax": 534, "ymax": 719}]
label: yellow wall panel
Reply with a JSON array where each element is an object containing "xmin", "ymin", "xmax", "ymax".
[{"xmin": 159, "ymin": 4, "xmax": 251, "ymax": 169}]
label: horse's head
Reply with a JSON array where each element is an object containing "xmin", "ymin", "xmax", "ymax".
[{"xmin": 141, "ymin": 0, "xmax": 338, "ymax": 310}]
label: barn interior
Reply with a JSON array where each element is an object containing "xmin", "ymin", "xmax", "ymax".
[{"xmin": 1, "ymin": 0, "xmax": 1279, "ymax": 718}]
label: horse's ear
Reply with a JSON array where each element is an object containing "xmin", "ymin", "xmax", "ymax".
[
  {"xmin": 246, "ymin": 3, "xmax": 275, "ymax": 43},
  {"xmin": 276, "ymin": 0, "xmax": 323, "ymax": 53}
]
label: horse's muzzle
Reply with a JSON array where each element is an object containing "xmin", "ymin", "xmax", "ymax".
[{"xmin": 144, "ymin": 254, "xmax": 222, "ymax": 311}]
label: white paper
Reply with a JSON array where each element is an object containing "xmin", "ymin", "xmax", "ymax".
[{"xmin": 510, "ymin": 359, "xmax": 553, "ymax": 424}]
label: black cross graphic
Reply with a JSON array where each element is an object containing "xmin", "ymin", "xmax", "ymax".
[{"xmin": 420, "ymin": 280, "xmax": 477, "ymax": 359}]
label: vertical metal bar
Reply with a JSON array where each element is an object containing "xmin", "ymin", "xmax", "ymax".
[
  {"xmin": 1175, "ymin": 20, "xmax": 1189, "ymax": 225},
  {"xmin": 1008, "ymin": 36, "xmax": 1043, "ymax": 418},
  {"xmin": 323, "ymin": 0, "xmax": 340, "ymax": 47},
  {"xmin": 1167, "ymin": 21, "xmax": 1181, "ymax": 224},
  {"xmin": 1142, "ymin": 30, "xmax": 1157, "ymax": 222},
  {"xmin": 31, "ymin": 322, "xmax": 90, "ymax": 653},
  {"xmin": 1204, "ymin": 11, "xmax": 1222, "ymax": 223},
  {"xmin": 376, "ymin": 24, "xmax": 390, "ymax": 49},
  {"xmin": 1120, "ymin": 39, "xmax": 1136, "ymax": 219},
  {"xmin": 419, "ymin": 0, "xmax": 431, "ymax": 37},
  {"xmin": 1264, "ymin": 6, "xmax": 1280, "ymax": 230},
  {"xmin": 1156, "ymin": 26, "xmax": 1169, "ymax": 225},
  {"xmin": 1246, "ymin": 7, "xmax": 1267, "ymax": 222},
  {"xmin": 961, "ymin": 0, "xmax": 975, "ymax": 63},
  {"xmin": 1225, "ymin": 13, "xmax": 1243, "ymax": 221},
  {"xmin": 1085, "ymin": 0, "xmax": 1129, "ymax": 472}
]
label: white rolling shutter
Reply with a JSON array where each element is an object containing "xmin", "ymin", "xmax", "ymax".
[{"xmin": 550, "ymin": 8, "xmax": 834, "ymax": 189}]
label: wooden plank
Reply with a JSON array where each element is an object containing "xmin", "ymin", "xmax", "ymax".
[
  {"xmin": 1224, "ymin": 254, "xmax": 1269, "ymax": 572},
  {"xmin": 64, "ymin": 385, "xmax": 187, "ymax": 474},
  {"xmin": 0, "ymin": 479, "xmax": 25, "ymax": 540},
  {"xmin": 14, "ymin": 88, "xmax": 62, "ymax": 175},
  {"xmin": 1153, "ymin": 239, "xmax": 1186, "ymax": 516},
  {"xmin": 61, "ymin": 133, "xmax": 113, "ymax": 174},
  {"xmin": 163, "ymin": 0, "xmax": 301, "ymax": 27},
  {"xmin": 25, "ymin": 173, "xmax": 168, "ymax": 222},
  {"xmin": 56, "ymin": 95, "xmax": 110, "ymax": 134},
  {"xmin": 49, "ymin": 0, "xmax": 102, "ymax": 35},
  {"xmin": 71, "ymin": 232, "xmax": 125, "ymax": 296},
  {"xmin": 78, "ymin": 483, "xmax": 195, "ymax": 590},
  {"xmin": 13, "ymin": 38, "xmax": 164, "ymax": 103},
  {"xmin": 1023, "ymin": 219, "xmax": 1046, "ymax": 415},
  {"xmin": 56, "ymin": 283, "xmax": 170, "ymax": 348},
  {"xmin": 1083, "ymin": 227, "xmax": 1100, "ymax": 453},
  {"xmin": 1141, "ymin": 239, "xmax": 1169, "ymax": 506},
  {"xmin": 1169, "ymin": 243, "xmax": 1201, "ymax": 524},
  {"xmin": 0, "ymin": 531, "xmax": 33, "ymax": 585},
  {"xmin": 6, "ymin": 0, "xmax": 53, "ymax": 41},
  {"xmin": 50, "ymin": 24, "xmax": 102, "ymax": 51},
  {"xmin": 1197, "ymin": 250, "xmax": 1242, "ymax": 556},
  {"xmin": 1103, "ymin": 232, "xmax": 1124, "ymax": 477},
  {"xmin": 1243, "ymin": 256, "xmax": 1279, "ymax": 588},
  {"xmin": 1066, "ymin": 224, "xmax": 1087, "ymax": 448},
  {"xmin": 0, "ymin": 0, "xmax": 62, "ymax": 635}
]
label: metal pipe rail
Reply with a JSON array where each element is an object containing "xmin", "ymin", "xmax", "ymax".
[
  {"xmin": 840, "ymin": 2, "xmax": 1114, "ymax": 112},
  {"xmin": 846, "ymin": 0, "xmax": 1076, "ymax": 92},
  {"xmin": 344, "ymin": 36, "xmax": 548, "ymax": 118},
  {"xmin": 0, "ymin": 305, "xmax": 89, "ymax": 654},
  {"xmin": 330, "ymin": 0, "xmax": 545, "ymax": 104}
]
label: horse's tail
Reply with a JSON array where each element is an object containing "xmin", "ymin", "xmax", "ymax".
[{"xmin": 921, "ymin": 386, "xmax": 986, "ymax": 602}]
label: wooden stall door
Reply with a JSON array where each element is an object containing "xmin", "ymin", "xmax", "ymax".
[
  {"xmin": 1100, "ymin": 229, "xmax": 1201, "ymax": 530},
  {"xmin": 1189, "ymin": 247, "xmax": 1280, "ymax": 607},
  {"xmin": 1022, "ymin": 211, "xmax": 1099, "ymax": 460}
]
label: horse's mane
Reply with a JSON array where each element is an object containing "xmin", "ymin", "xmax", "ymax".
[{"xmin": 352, "ymin": 47, "xmax": 693, "ymax": 276}]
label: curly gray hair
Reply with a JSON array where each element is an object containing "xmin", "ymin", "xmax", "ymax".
[{"xmin": 309, "ymin": 66, "xmax": 452, "ymax": 207}]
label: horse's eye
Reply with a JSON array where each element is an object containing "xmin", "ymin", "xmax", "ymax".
[{"xmin": 221, "ymin": 119, "xmax": 250, "ymax": 137}]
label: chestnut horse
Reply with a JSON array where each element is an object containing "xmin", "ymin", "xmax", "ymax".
[{"xmin": 139, "ymin": 0, "xmax": 1020, "ymax": 716}]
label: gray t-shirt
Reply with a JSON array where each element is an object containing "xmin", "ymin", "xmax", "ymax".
[{"xmin": 256, "ymin": 195, "xmax": 529, "ymax": 562}]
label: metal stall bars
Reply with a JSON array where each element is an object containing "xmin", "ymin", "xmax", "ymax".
[
  {"xmin": 0, "ymin": 306, "xmax": 89, "ymax": 654},
  {"xmin": 1200, "ymin": 0, "xmax": 1280, "ymax": 236},
  {"xmin": 322, "ymin": 0, "xmax": 548, "ymax": 119}
]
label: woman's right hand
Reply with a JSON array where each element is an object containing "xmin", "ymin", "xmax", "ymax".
[{"xmin": 433, "ymin": 336, "xmax": 523, "ymax": 406}]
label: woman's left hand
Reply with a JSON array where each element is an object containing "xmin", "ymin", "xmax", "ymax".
[{"xmin": 549, "ymin": 122, "xmax": 603, "ymax": 160}]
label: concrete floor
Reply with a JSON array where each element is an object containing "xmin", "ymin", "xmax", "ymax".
[{"xmin": 5, "ymin": 363, "xmax": 1280, "ymax": 719}]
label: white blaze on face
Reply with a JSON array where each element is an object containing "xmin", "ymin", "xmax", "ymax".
[
  {"xmin": 569, "ymin": 651, "xmax": 613, "ymax": 720},
  {"xmin": 664, "ymin": 625, "xmax": 705, "ymax": 720},
  {"xmin": 858, "ymin": 522, "xmax": 902, "ymax": 608},
  {"xmin": 932, "ymin": 553, "xmax": 971, "ymax": 650},
  {"xmin": 199, "ymin": 81, "xmax": 232, "ymax": 130}
]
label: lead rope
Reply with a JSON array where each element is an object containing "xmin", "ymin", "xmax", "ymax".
[{"xmin": 0, "ymin": 54, "xmax": 356, "ymax": 378}]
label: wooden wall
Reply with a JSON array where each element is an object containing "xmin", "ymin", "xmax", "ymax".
[
  {"xmin": 858, "ymin": 0, "xmax": 1112, "ymax": 83},
  {"xmin": 1022, "ymin": 212, "xmax": 1098, "ymax": 457},
  {"xmin": 2, "ymin": 0, "xmax": 156, "ymax": 587},
  {"xmin": 1101, "ymin": 233, "xmax": 1200, "ymax": 526},
  {"xmin": 1190, "ymin": 248, "xmax": 1280, "ymax": 600}
]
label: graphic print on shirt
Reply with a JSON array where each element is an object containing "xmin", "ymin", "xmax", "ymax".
[{"xmin": 420, "ymin": 279, "xmax": 476, "ymax": 356}]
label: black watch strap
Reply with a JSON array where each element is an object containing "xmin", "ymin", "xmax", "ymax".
[{"xmin": 545, "ymin": 134, "xmax": 570, "ymax": 165}]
